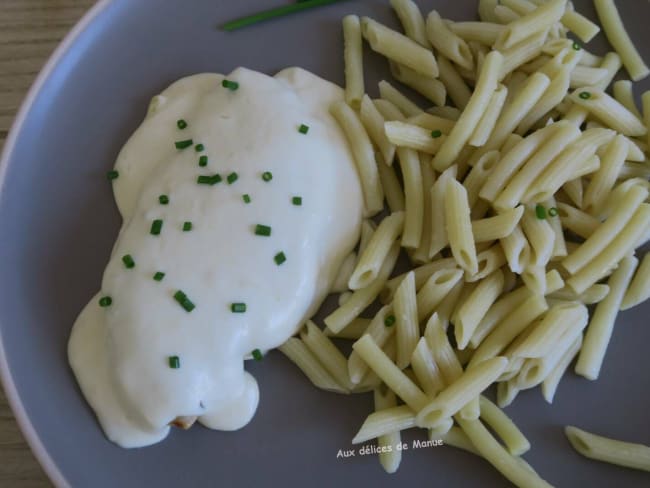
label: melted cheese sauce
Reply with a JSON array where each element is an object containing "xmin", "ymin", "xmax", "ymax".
[{"xmin": 68, "ymin": 67, "xmax": 363, "ymax": 448}]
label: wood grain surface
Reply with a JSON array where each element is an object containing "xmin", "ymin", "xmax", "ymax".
[{"xmin": 0, "ymin": 2, "xmax": 95, "ymax": 486}]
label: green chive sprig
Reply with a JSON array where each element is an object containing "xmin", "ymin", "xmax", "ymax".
[
  {"xmin": 431, "ymin": 129, "xmax": 442, "ymax": 138},
  {"xmin": 107, "ymin": 170, "xmax": 119, "ymax": 181},
  {"xmin": 175, "ymin": 139, "xmax": 193, "ymax": 149},
  {"xmin": 182, "ymin": 221, "xmax": 193, "ymax": 232},
  {"xmin": 195, "ymin": 143, "xmax": 205, "ymax": 152},
  {"xmin": 153, "ymin": 272, "xmax": 165, "ymax": 281},
  {"xmin": 222, "ymin": 0, "xmax": 347, "ymax": 31},
  {"xmin": 535, "ymin": 204, "xmax": 547, "ymax": 219},
  {"xmin": 231, "ymin": 302, "xmax": 247, "ymax": 313},
  {"xmin": 292, "ymin": 196, "xmax": 302, "ymax": 206},
  {"xmin": 274, "ymin": 252, "xmax": 286, "ymax": 265},
  {"xmin": 159, "ymin": 195, "xmax": 169, "ymax": 205},
  {"xmin": 242, "ymin": 194, "xmax": 251, "ymax": 204},
  {"xmin": 177, "ymin": 119, "xmax": 188, "ymax": 129},
  {"xmin": 199, "ymin": 155, "xmax": 208, "ymax": 167},
  {"xmin": 579, "ymin": 91, "xmax": 591, "ymax": 100},
  {"xmin": 298, "ymin": 124, "xmax": 309, "ymax": 134},
  {"xmin": 252, "ymin": 349, "xmax": 263, "ymax": 361},
  {"xmin": 384, "ymin": 315, "xmax": 396, "ymax": 327},
  {"xmin": 150, "ymin": 219, "xmax": 163, "ymax": 235},
  {"xmin": 222, "ymin": 79, "xmax": 239, "ymax": 90},
  {"xmin": 174, "ymin": 290, "xmax": 195, "ymax": 312},
  {"xmin": 99, "ymin": 296, "xmax": 112, "ymax": 307},
  {"xmin": 262, "ymin": 171, "xmax": 273, "ymax": 182},
  {"xmin": 122, "ymin": 254, "xmax": 135, "ymax": 269},
  {"xmin": 168, "ymin": 356, "xmax": 180, "ymax": 369},
  {"xmin": 197, "ymin": 174, "xmax": 222, "ymax": 185},
  {"xmin": 255, "ymin": 224, "xmax": 272, "ymax": 236},
  {"xmin": 227, "ymin": 172, "xmax": 239, "ymax": 184},
  {"xmin": 548, "ymin": 207, "xmax": 559, "ymax": 217}
]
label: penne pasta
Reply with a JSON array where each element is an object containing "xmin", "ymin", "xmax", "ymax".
[
  {"xmin": 449, "ymin": 21, "xmax": 504, "ymax": 46},
  {"xmin": 378, "ymin": 80, "xmax": 422, "ymax": 117},
  {"xmin": 479, "ymin": 395, "xmax": 531, "ymax": 456},
  {"xmin": 377, "ymin": 156, "xmax": 406, "ymax": 213},
  {"xmin": 390, "ymin": 62, "xmax": 446, "ymax": 107},
  {"xmin": 390, "ymin": 0, "xmax": 428, "ymax": 47},
  {"xmin": 324, "ymin": 318, "xmax": 371, "ymax": 340},
  {"xmin": 348, "ymin": 306, "xmax": 395, "ymax": 384},
  {"xmin": 583, "ymin": 134, "xmax": 628, "ymax": 211},
  {"xmin": 437, "ymin": 56, "xmax": 472, "ymax": 109},
  {"xmin": 424, "ymin": 313, "xmax": 464, "ymax": 383},
  {"xmin": 496, "ymin": 0, "xmax": 566, "ymax": 51},
  {"xmin": 426, "ymin": 11, "xmax": 474, "ymax": 71},
  {"xmin": 384, "ymin": 121, "xmax": 447, "ymax": 154},
  {"xmin": 360, "ymin": 95, "xmax": 395, "ymax": 165},
  {"xmin": 397, "ymin": 148, "xmax": 424, "ymax": 249},
  {"xmin": 612, "ymin": 80, "xmax": 642, "ymax": 119},
  {"xmin": 342, "ymin": 15, "xmax": 364, "ymax": 109},
  {"xmin": 374, "ymin": 388, "xmax": 403, "ymax": 473},
  {"xmin": 416, "ymin": 268, "xmax": 464, "ymax": 322},
  {"xmin": 411, "ymin": 337, "xmax": 446, "ymax": 397},
  {"xmin": 429, "ymin": 166, "xmax": 457, "ymax": 258},
  {"xmin": 541, "ymin": 335, "xmax": 582, "ymax": 403},
  {"xmin": 521, "ymin": 206, "xmax": 555, "ymax": 267},
  {"xmin": 469, "ymin": 85, "xmax": 508, "ymax": 147},
  {"xmin": 445, "ymin": 179, "xmax": 479, "ymax": 275},
  {"xmin": 621, "ymin": 253, "xmax": 650, "ymax": 310},
  {"xmin": 498, "ymin": 30, "xmax": 547, "ymax": 80},
  {"xmin": 352, "ymin": 404, "xmax": 416, "ymax": 444},
  {"xmin": 500, "ymin": 225, "xmax": 531, "ymax": 274},
  {"xmin": 301, "ymin": 321, "xmax": 352, "ymax": 390},
  {"xmin": 279, "ymin": 338, "xmax": 348, "ymax": 393},
  {"xmin": 394, "ymin": 271, "xmax": 419, "ymax": 369},
  {"xmin": 472, "ymin": 206, "xmax": 525, "ymax": 243}
]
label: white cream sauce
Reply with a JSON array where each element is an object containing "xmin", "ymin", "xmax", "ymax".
[{"xmin": 68, "ymin": 67, "xmax": 363, "ymax": 448}]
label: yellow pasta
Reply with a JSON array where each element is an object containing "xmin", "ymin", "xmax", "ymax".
[
  {"xmin": 389, "ymin": 62, "xmax": 446, "ymax": 106},
  {"xmin": 378, "ymin": 80, "xmax": 422, "ymax": 117},
  {"xmin": 374, "ymin": 388, "xmax": 403, "ymax": 473},
  {"xmin": 394, "ymin": 271, "xmax": 419, "ymax": 369},
  {"xmin": 426, "ymin": 10, "xmax": 474, "ymax": 70},
  {"xmin": 279, "ymin": 338, "xmax": 348, "ymax": 393},
  {"xmin": 397, "ymin": 148, "xmax": 423, "ymax": 249},
  {"xmin": 384, "ymin": 121, "xmax": 447, "ymax": 154},
  {"xmin": 390, "ymin": 0, "xmax": 428, "ymax": 47},
  {"xmin": 377, "ymin": 157, "xmax": 406, "ymax": 213},
  {"xmin": 343, "ymin": 15, "xmax": 364, "ymax": 109},
  {"xmin": 469, "ymin": 85, "xmax": 508, "ymax": 147},
  {"xmin": 360, "ymin": 95, "xmax": 395, "ymax": 165},
  {"xmin": 621, "ymin": 253, "xmax": 650, "ymax": 310},
  {"xmin": 472, "ymin": 206, "xmax": 525, "ymax": 243},
  {"xmin": 496, "ymin": 0, "xmax": 566, "ymax": 50}
]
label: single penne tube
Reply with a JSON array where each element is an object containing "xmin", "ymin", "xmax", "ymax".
[
  {"xmin": 500, "ymin": 226, "xmax": 531, "ymax": 274},
  {"xmin": 301, "ymin": 320, "xmax": 352, "ymax": 389},
  {"xmin": 548, "ymin": 284, "xmax": 610, "ymax": 305},
  {"xmin": 360, "ymin": 95, "xmax": 395, "ymax": 165},
  {"xmin": 429, "ymin": 166, "xmax": 457, "ymax": 258},
  {"xmin": 278, "ymin": 338, "xmax": 348, "ymax": 393},
  {"xmin": 347, "ymin": 306, "xmax": 395, "ymax": 384},
  {"xmin": 498, "ymin": 30, "xmax": 547, "ymax": 80},
  {"xmin": 556, "ymin": 202, "xmax": 600, "ymax": 240},
  {"xmin": 374, "ymin": 388, "xmax": 403, "ymax": 473},
  {"xmin": 397, "ymin": 148, "xmax": 423, "ymax": 249},
  {"xmin": 480, "ymin": 121, "xmax": 555, "ymax": 202},
  {"xmin": 411, "ymin": 155, "xmax": 435, "ymax": 264},
  {"xmin": 583, "ymin": 134, "xmax": 628, "ymax": 211},
  {"xmin": 622, "ymin": 253, "xmax": 650, "ymax": 310},
  {"xmin": 455, "ymin": 270, "xmax": 505, "ymax": 350},
  {"xmin": 331, "ymin": 252, "xmax": 356, "ymax": 293},
  {"xmin": 349, "ymin": 212, "xmax": 404, "ymax": 290},
  {"xmin": 494, "ymin": 121, "xmax": 582, "ymax": 210},
  {"xmin": 543, "ymin": 196, "xmax": 567, "ymax": 258},
  {"xmin": 330, "ymin": 101, "xmax": 384, "ymax": 214},
  {"xmin": 562, "ymin": 184, "xmax": 648, "ymax": 274},
  {"xmin": 359, "ymin": 219, "xmax": 376, "ymax": 256},
  {"xmin": 593, "ymin": 0, "xmax": 649, "ymax": 81},
  {"xmin": 612, "ymin": 80, "xmax": 643, "ymax": 118},
  {"xmin": 472, "ymin": 206, "xmax": 525, "ymax": 242},
  {"xmin": 508, "ymin": 302, "xmax": 588, "ymax": 359},
  {"xmin": 428, "ymin": 105, "xmax": 462, "ymax": 120},
  {"xmin": 470, "ymin": 294, "xmax": 548, "ymax": 366},
  {"xmin": 569, "ymin": 66, "xmax": 608, "ymax": 88},
  {"xmin": 520, "ymin": 206, "xmax": 555, "ymax": 267},
  {"xmin": 424, "ymin": 313, "xmax": 464, "ymax": 383},
  {"xmin": 324, "ymin": 317, "xmax": 371, "ymax": 340},
  {"xmin": 445, "ymin": 179, "xmax": 479, "ymax": 275},
  {"xmin": 496, "ymin": 378, "xmax": 521, "ymax": 408},
  {"xmin": 575, "ymin": 255, "xmax": 638, "ymax": 379},
  {"xmin": 407, "ymin": 112, "xmax": 456, "ymax": 132},
  {"xmin": 394, "ymin": 271, "xmax": 419, "ymax": 369},
  {"xmin": 416, "ymin": 357, "xmax": 508, "ymax": 429},
  {"xmin": 353, "ymin": 334, "xmax": 429, "ymax": 411},
  {"xmin": 361, "ymin": 17, "xmax": 439, "ymax": 78},
  {"xmin": 343, "ymin": 15, "xmax": 364, "ymax": 109},
  {"xmin": 479, "ymin": 395, "xmax": 531, "ymax": 456},
  {"xmin": 378, "ymin": 80, "xmax": 422, "ymax": 117},
  {"xmin": 384, "ymin": 121, "xmax": 447, "ymax": 154},
  {"xmin": 416, "ymin": 268, "xmax": 464, "ymax": 322},
  {"xmin": 463, "ymin": 151, "xmax": 501, "ymax": 208},
  {"xmin": 437, "ymin": 56, "xmax": 472, "ymax": 110},
  {"xmin": 450, "ymin": 281, "xmax": 480, "ymax": 326},
  {"xmin": 457, "ymin": 418, "xmax": 553, "ymax": 488},
  {"xmin": 565, "ymin": 426, "xmax": 650, "ymax": 472},
  {"xmin": 382, "ymin": 257, "xmax": 457, "ymax": 303},
  {"xmin": 390, "ymin": 0, "xmax": 428, "ymax": 47},
  {"xmin": 325, "ymin": 242, "xmax": 400, "ymax": 333},
  {"xmin": 374, "ymin": 97, "xmax": 406, "ymax": 121},
  {"xmin": 390, "ymin": 62, "xmax": 446, "ymax": 107},
  {"xmin": 436, "ymin": 426, "xmax": 480, "ymax": 456},
  {"xmin": 562, "ymin": 178, "xmax": 583, "ymax": 208},
  {"xmin": 541, "ymin": 335, "xmax": 582, "ymax": 403},
  {"xmin": 466, "ymin": 244, "xmax": 507, "ymax": 283},
  {"xmin": 469, "ymin": 85, "xmax": 508, "ymax": 147},
  {"xmin": 449, "ymin": 21, "xmax": 505, "ymax": 45},
  {"xmin": 377, "ymin": 156, "xmax": 406, "ymax": 213},
  {"xmin": 517, "ymin": 66, "xmax": 571, "ymax": 134},
  {"xmin": 433, "ymin": 51, "xmax": 504, "ymax": 171},
  {"xmin": 352, "ymin": 405, "xmax": 416, "ymax": 444},
  {"xmin": 411, "ymin": 337, "xmax": 446, "ymax": 397},
  {"xmin": 496, "ymin": 0, "xmax": 566, "ymax": 50},
  {"xmin": 426, "ymin": 11, "xmax": 474, "ymax": 70},
  {"xmin": 568, "ymin": 87, "xmax": 646, "ymax": 137}
]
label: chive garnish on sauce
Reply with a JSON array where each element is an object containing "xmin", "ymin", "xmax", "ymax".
[
  {"xmin": 274, "ymin": 252, "xmax": 287, "ymax": 265},
  {"xmin": 242, "ymin": 194, "xmax": 251, "ymax": 204},
  {"xmin": 254, "ymin": 224, "xmax": 272, "ymax": 236},
  {"xmin": 168, "ymin": 356, "xmax": 180, "ymax": 369},
  {"xmin": 159, "ymin": 195, "xmax": 169, "ymax": 205},
  {"xmin": 122, "ymin": 254, "xmax": 135, "ymax": 269},
  {"xmin": 222, "ymin": 0, "xmax": 347, "ymax": 31},
  {"xmin": 197, "ymin": 174, "xmax": 222, "ymax": 185},
  {"xmin": 153, "ymin": 271, "xmax": 165, "ymax": 282},
  {"xmin": 150, "ymin": 219, "xmax": 163, "ymax": 235},
  {"xmin": 262, "ymin": 171, "xmax": 273, "ymax": 182},
  {"xmin": 292, "ymin": 196, "xmax": 302, "ymax": 206},
  {"xmin": 99, "ymin": 296, "xmax": 112, "ymax": 307},
  {"xmin": 298, "ymin": 124, "xmax": 309, "ymax": 134},
  {"xmin": 252, "ymin": 349, "xmax": 263, "ymax": 361},
  {"xmin": 182, "ymin": 221, "xmax": 193, "ymax": 232},
  {"xmin": 175, "ymin": 139, "xmax": 193, "ymax": 149},
  {"xmin": 222, "ymin": 79, "xmax": 239, "ymax": 91},
  {"xmin": 231, "ymin": 302, "xmax": 247, "ymax": 313},
  {"xmin": 174, "ymin": 290, "xmax": 195, "ymax": 312},
  {"xmin": 227, "ymin": 172, "xmax": 239, "ymax": 184},
  {"xmin": 177, "ymin": 119, "xmax": 188, "ymax": 130},
  {"xmin": 195, "ymin": 143, "xmax": 205, "ymax": 152},
  {"xmin": 107, "ymin": 170, "xmax": 119, "ymax": 181},
  {"xmin": 199, "ymin": 155, "xmax": 208, "ymax": 167}
]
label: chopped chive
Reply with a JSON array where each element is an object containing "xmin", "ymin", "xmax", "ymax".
[
  {"xmin": 195, "ymin": 143, "xmax": 205, "ymax": 152},
  {"xmin": 298, "ymin": 124, "xmax": 309, "ymax": 134},
  {"xmin": 262, "ymin": 171, "xmax": 273, "ymax": 182},
  {"xmin": 384, "ymin": 315, "xmax": 396, "ymax": 327},
  {"xmin": 122, "ymin": 254, "xmax": 135, "ymax": 269},
  {"xmin": 98, "ymin": 296, "xmax": 112, "ymax": 307},
  {"xmin": 159, "ymin": 194, "xmax": 170, "ymax": 205},
  {"xmin": 153, "ymin": 271, "xmax": 166, "ymax": 281},
  {"xmin": 579, "ymin": 91, "xmax": 591, "ymax": 100},
  {"xmin": 292, "ymin": 196, "xmax": 302, "ymax": 206},
  {"xmin": 197, "ymin": 174, "xmax": 222, "ymax": 185},
  {"xmin": 274, "ymin": 251, "xmax": 286, "ymax": 265},
  {"xmin": 199, "ymin": 155, "xmax": 208, "ymax": 167},
  {"xmin": 177, "ymin": 119, "xmax": 188, "ymax": 129},
  {"xmin": 252, "ymin": 349, "xmax": 263, "ymax": 361},
  {"xmin": 572, "ymin": 41, "xmax": 581, "ymax": 50},
  {"xmin": 231, "ymin": 302, "xmax": 247, "ymax": 313},
  {"xmin": 222, "ymin": 79, "xmax": 239, "ymax": 90},
  {"xmin": 168, "ymin": 356, "xmax": 180, "ymax": 369},
  {"xmin": 175, "ymin": 139, "xmax": 193, "ymax": 149},
  {"xmin": 222, "ymin": 0, "xmax": 346, "ymax": 31},
  {"xmin": 431, "ymin": 129, "xmax": 442, "ymax": 138},
  {"xmin": 535, "ymin": 204, "xmax": 547, "ymax": 220},
  {"xmin": 174, "ymin": 290, "xmax": 195, "ymax": 312},
  {"xmin": 254, "ymin": 224, "xmax": 272, "ymax": 236},
  {"xmin": 182, "ymin": 221, "xmax": 193, "ymax": 232},
  {"xmin": 227, "ymin": 172, "xmax": 239, "ymax": 184},
  {"xmin": 150, "ymin": 219, "xmax": 163, "ymax": 235},
  {"xmin": 242, "ymin": 194, "xmax": 252, "ymax": 204},
  {"xmin": 106, "ymin": 170, "xmax": 119, "ymax": 181},
  {"xmin": 548, "ymin": 207, "xmax": 559, "ymax": 217}
]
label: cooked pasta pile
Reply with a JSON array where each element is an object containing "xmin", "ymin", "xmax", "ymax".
[{"xmin": 279, "ymin": 0, "xmax": 650, "ymax": 484}]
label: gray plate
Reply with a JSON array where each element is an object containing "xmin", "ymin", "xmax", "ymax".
[{"xmin": 1, "ymin": 0, "xmax": 649, "ymax": 486}]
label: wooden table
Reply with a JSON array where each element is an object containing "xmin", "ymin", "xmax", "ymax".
[{"xmin": 0, "ymin": 2, "xmax": 95, "ymax": 486}]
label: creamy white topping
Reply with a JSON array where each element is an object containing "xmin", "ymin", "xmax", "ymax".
[{"xmin": 68, "ymin": 67, "xmax": 363, "ymax": 448}]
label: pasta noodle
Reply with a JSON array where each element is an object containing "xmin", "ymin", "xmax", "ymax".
[
  {"xmin": 343, "ymin": 15, "xmax": 364, "ymax": 109},
  {"xmin": 426, "ymin": 11, "xmax": 474, "ymax": 70},
  {"xmin": 390, "ymin": 0, "xmax": 429, "ymax": 47}
]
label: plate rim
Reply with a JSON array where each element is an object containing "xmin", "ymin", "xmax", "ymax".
[{"xmin": 0, "ymin": 1, "xmax": 115, "ymax": 486}]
